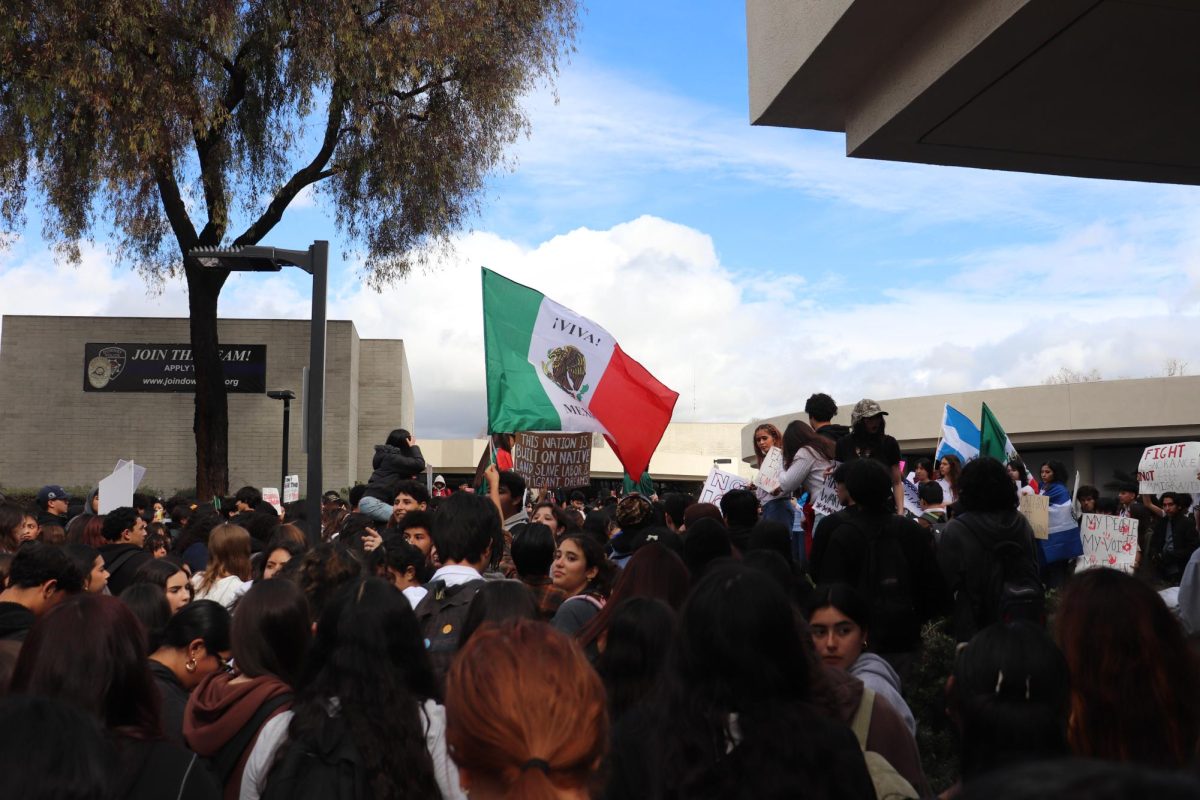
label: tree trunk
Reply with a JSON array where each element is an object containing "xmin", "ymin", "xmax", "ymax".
[{"xmin": 186, "ymin": 265, "xmax": 231, "ymax": 501}]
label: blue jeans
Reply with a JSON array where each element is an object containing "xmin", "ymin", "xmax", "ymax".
[
  {"xmin": 359, "ymin": 495, "xmax": 393, "ymax": 524},
  {"xmin": 761, "ymin": 497, "xmax": 796, "ymax": 527}
]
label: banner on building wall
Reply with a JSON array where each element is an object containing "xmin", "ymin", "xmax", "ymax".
[{"xmin": 83, "ymin": 343, "xmax": 266, "ymax": 393}]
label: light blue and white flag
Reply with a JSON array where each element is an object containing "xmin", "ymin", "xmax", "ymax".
[{"xmin": 935, "ymin": 403, "xmax": 980, "ymax": 463}]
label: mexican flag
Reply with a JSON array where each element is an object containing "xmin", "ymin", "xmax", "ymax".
[
  {"xmin": 979, "ymin": 402, "xmax": 1018, "ymax": 462},
  {"xmin": 482, "ymin": 268, "xmax": 678, "ymax": 481}
]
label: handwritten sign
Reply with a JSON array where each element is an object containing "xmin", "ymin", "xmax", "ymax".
[
  {"xmin": 1020, "ymin": 493, "xmax": 1050, "ymax": 540},
  {"xmin": 513, "ymin": 432, "xmax": 592, "ymax": 489},
  {"xmin": 757, "ymin": 446, "xmax": 784, "ymax": 494},
  {"xmin": 699, "ymin": 467, "xmax": 750, "ymax": 505},
  {"xmin": 283, "ymin": 474, "xmax": 300, "ymax": 503},
  {"xmin": 902, "ymin": 479, "xmax": 922, "ymax": 517},
  {"xmin": 262, "ymin": 488, "xmax": 282, "ymax": 514},
  {"xmin": 812, "ymin": 464, "xmax": 845, "ymax": 517},
  {"xmin": 1137, "ymin": 442, "xmax": 1200, "ymax": 494},
  {"xmin": 1078, "ymin": 513, "xmax": 1138, "ymax": 574}
]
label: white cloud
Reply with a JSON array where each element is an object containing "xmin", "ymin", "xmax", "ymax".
[
  {"xmin": 507, "ymin": 63, "xmax": 1200, "ymax": 228},
  {"xmin": 4, "ymin": 214, "xmax": 1197, "ymax": 439}
]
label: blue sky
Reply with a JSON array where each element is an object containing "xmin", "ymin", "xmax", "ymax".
[{"xmin": 3, "ymin": 2, "xmax": 1200, "ymax": 438}]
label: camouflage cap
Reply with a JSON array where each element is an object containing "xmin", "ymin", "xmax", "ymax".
[{"xmin": 850, "ymin": 399, "xmax": 888, "ymax": 426}]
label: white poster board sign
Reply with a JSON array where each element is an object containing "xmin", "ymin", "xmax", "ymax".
[
  {"xmin": 283, "ymin": 474, "xmax": 301, "ymax": 503},
  {"xmin": 902, "ymin": 479, "xmax": 922, "ymax": 517},
  {"xmin": 98, "ymin": 461, "xmax": 138, "ymax": 514},
  {"xmin": 1138, "ymin": 442, "xmax": 1200, "ymax": 494},
  {"xmin": 811, "ymin": 463, "xmax": 845, "ymax": 517},
  {"xmin": 699, "ymin": 467, "xmax": 749, "ymax": 505},
  {"xmin": 756, "ymin": 446, "xmax": 784, "ymax": 494},
  {"xmin": 114, "ymin": 459, "xmax": 147, "ymax": 489},
  {"xmin": 262, "ymin": 488, "xmax": 282, "ymax": 514},
  {"xmin": 1077, "ymin": 513, "xmax": 1138, "ymax": 574}
]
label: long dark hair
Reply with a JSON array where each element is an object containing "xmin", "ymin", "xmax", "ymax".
[
  {"xmin": 231, "ymin": 579, "xmax": 310, "ymax": 687},
  {"xmin": 594, "ymin": 598, "xmax": 676, "ymax": 719},
  {"xmin": 652, "ymin": 564, "xmax": 820, "ymax": 797},
  {"xmin": 949, "ymin": 622, "xmax": 1069, "ymax": 782},
  {"xmin": 10, "ymin": 594, "xmax": 162, "ymax": 740},
  {"xmin": 781, "ymin": 420, "xmax": 834, "ymax": 468},
  {"xmin": 274, "ymin": 578, "xmax": 440, "ymax": 799},
  {"xmin": 558, "ymin": 533, "xmax": 617, "ymax": 599},
  {"xmin": 577, "ymin": 542, "xmax": 689, "ymax": 649}
]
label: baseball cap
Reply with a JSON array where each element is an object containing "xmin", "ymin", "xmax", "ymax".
[
  {"xmin": 850, "ymin": 399, "xmax": 889, "ymax": 426},
  {"xmin": 37, "ymin": 485, "xmax": 70, "ymax": 503}
]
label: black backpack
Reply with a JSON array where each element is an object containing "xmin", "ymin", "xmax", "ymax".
[
  {"xmin": 260, "ymin": 713, "xmax": 364, "ymax": 800},
  {"xmin": 854, "ymin": 515, "xmax": 918, "ymax": 653},
  {"xmin": 963, "ymin": 516, "xmax": 1045, "ymax": 629},
  {"xmin": 413, "ymin": 578, "xmax": 485, "ymax": 685}
]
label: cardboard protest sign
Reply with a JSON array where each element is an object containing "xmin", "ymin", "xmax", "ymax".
[
  {"xmin": 1077, "ymin": 513, "xmax": 1138, "ymax": 574},
  {"xmin": 98, "ymin": 461, "xmax": 139, "ymax": 514},
  {"xmin": 1020, "ymin": 493, "xmax": 1050, "ymax": 540},
  {"xmin": 756, "ymin": 446, "xmax": 784, "ymax": 494},
  {"xmin": 812, "ymin": 464, "xmax": 845, "ymax": 517},
  {"xmin": 1137, "ymin": 442, "xmax": 1200, "ymax": 494},
  {"xmin": 699, "ymin": 468, "xmax": 749, "ymax": 505},
  {"xmin": 283, "ymin": 474, "xmax": 300, "ymax": 503},
  {"xmin": 115, "ymin": 459, "xmax": 147, "ymax": 490},
  {"xmin": 262, "ymin": 488, "xmax": 282, "ymax": 514},
  {"xmin": 513, "ymin": 432, "xmax": 592, "ymax": 489}
]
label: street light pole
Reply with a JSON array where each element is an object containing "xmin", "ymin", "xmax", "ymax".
[
  {"xmin": 266, "ymin": 390, "xmax": 296, "ymax": 491},
  {"xmin": 305, "ymin": 240, "xmax": 328, "ymax": 542},
  {"xmin": 189, "ymin": 241, "xmax": 330, "ymax": 546}
]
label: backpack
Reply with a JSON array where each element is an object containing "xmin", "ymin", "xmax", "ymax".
[
  {"xmin": 260, "ymin": 713, "xmax": 364, "ymax": 800},
  {"xmin": 854, "ymin": 515, "xmax": 918, "ymax": 653},
  {"xmin": 413, "ymin": 578, "xmax": 485, "ymax": 684},
  {"xmin": 850, "ymin": 687, "xmax": 920, "ymax": 800},
  {"xmin": 962, "ymin": 516, "xmax": 1045, "ymax": 629}
]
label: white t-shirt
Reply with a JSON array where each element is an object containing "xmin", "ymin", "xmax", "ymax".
[
  {"xmin": 240, "ymin": 698, "xmax": 465, "ymax": 800},
  {"xmin": 191, "ymin": 572, "xmax": 251, "ymax": 611}
]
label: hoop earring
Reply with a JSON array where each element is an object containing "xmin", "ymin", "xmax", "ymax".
[{"xmin": 185, "ymin": 658, "xmax": 197, "ymax": 673}]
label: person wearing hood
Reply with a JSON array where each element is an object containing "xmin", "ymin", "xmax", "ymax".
[
  {"xmin": 184, "ymin": 580, "xmax": 309, "ymax": 800},
  {"xmin": 358, "ymin": 428, "xmax": 426, "ymax": 524},
  {"xmin": 805, "ymin": 392, "xmax": 850, "ymax": 443},
  {"xmin": 431, "ymin": 474, "xmax": 451, "ymax": 498},
  {"xmin": 938, "ymin": 457, "xmax": 1041, "ymax": 643},
  {"xmin": 804, "ymin": 583, "xmax": 917, "ymax": 737}
]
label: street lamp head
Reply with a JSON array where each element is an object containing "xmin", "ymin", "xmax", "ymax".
[
  {"xmin": 267, "ymin": 389, "xmax": 297, "ymax": 400},
  {"xmin": 188, "ymin": 244, "xmax": 319, "ymax": 273}
]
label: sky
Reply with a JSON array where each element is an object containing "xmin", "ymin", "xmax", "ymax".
[{"xmin": 3, "ymin": 1, "xmax": 1199, "ymax": 438}]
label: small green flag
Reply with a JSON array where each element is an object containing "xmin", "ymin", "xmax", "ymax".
[{"xmin": 979, "ymin": 403, "xmax": 1016, "ymax": 462}]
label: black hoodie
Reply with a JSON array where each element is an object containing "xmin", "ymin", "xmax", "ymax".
[
  {"xmin": 816, "ymin": 422, "xmax": 850, "ymax": 443},
  {"xmin": 0, "ymin": 601, "xmax": 34, "ymax": 642}
]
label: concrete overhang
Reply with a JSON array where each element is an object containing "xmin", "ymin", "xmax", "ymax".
[{"xmin": 748, "ymin": 0, "xmax": 1200, "ymax": 184}]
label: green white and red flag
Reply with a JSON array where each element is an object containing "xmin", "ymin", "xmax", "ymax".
[{"xmin": 482, "ymin": 267, "xmax": 678, "ymax": 481}]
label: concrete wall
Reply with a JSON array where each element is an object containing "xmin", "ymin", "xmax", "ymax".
[{"xmin": 0, "ymin": 316, "xmax": 411, "ymax": 495}]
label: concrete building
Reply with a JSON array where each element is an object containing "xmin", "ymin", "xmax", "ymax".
[
  {"xmin": 0, "ymin": 315, "xmax": 414, "ymax": 495},
  {"xmin": 747, "ymin": 0, "xmax": 1200, "ymax": 184},
  {"xmin": 741, "ymin": 376, "xmax": 1200, "ymax": 486}
]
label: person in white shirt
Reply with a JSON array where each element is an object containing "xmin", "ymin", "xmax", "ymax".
[{"xmin": 191, "ymin": 523, "xmax": 252, "ymax": 611}]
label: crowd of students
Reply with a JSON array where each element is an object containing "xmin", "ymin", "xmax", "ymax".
[{"xmin": 1, "ymin": 413, "xmax": 1200, "ymax": 799}]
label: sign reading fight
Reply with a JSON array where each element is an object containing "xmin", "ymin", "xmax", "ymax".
[
  {"xmin": 1137, "ymin": 442, "xmax": 1200, "ymax": 494},
  {"xmin": 699, "ymin": 468, "xmax": 749, "ymax": 505},
  {"xmin": 756, "ymin": 447, "xmax": 784, "ymax": 495},
  {"xmin": 513, "ymin": 432, "xmax": 592, "ymax": 488},
  {"xmin": 83, "ymin": 343, "xmax": 267, "ymax": 393},
  {"xmin": 1077, "ymin": 513, "xmax": 1138, "ymax": 574}
]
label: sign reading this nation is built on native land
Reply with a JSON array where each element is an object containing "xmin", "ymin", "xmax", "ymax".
[{"xmin": 513, "ymin": 432, "xmax": 592, "ymax": 489}]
